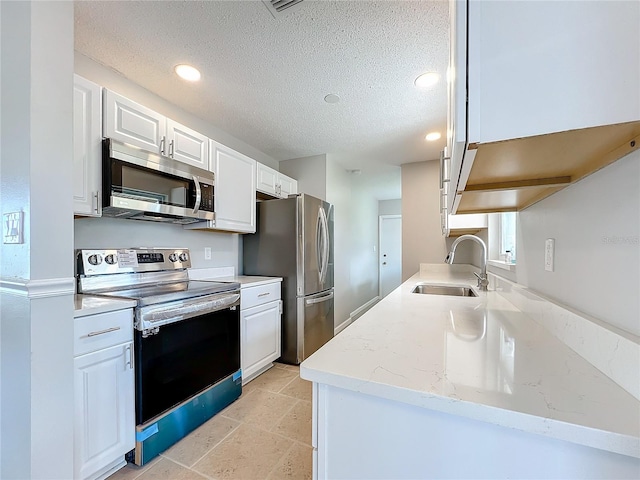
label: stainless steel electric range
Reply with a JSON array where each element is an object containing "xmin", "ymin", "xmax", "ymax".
[{"xmin": 76, "ymin": 247, "xmax": 242, "ymax": 466}]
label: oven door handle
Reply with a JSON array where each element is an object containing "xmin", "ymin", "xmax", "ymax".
[
  {"xmin": 136, "ymin": 292, "xmax": 240, "ymax": 330},
  {"xmin": 192, "ymin": 175, "xmax": 202, "ymax": 214}
]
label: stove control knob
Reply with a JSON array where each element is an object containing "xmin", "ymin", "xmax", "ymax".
[
  {"xmin": 104, "ymin": 254, "xmax": 117, "ymax": 265},
  {"xmin": 87, "ymin": 254, "xmax": 102, "ymax": 266},
  {"xmin": 179, "ymin": 252, "xmax": 189, "ymax": 262},
  {"xmin": 169, "ymin": 253, "xmax": 178, "ymax": 262}
]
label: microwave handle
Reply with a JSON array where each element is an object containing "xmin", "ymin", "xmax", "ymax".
[{"xmin": 192, "ymin": 175, "xmax": 202, "ymax": 213}]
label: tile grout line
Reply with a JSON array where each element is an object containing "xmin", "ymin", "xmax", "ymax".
[
  {"xmin": 264, "ymin": 440, "xmax": 298, "ymax": 480},
  {"xmin": 187, "ymin": 419, "xmax": 243, "ymax": 474}
]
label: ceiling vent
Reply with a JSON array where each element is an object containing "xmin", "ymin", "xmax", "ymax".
[{"xmin": 262, "ymin": 0, "xmax": 305, "ymax": 18}]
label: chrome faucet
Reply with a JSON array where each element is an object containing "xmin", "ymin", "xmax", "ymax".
[{"xmin": 445, "ymin": 234, "xmax": 489, "ymax": 291}]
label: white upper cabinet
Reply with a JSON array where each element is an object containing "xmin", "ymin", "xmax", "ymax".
[
  {"xmin": 256, "ymin": 163, "xmax": 298, "ymax": 199},
  {"xmin": 184, "ymin": 141, "xmax": 257, "ymax": 233},
  {"xmin": 73, "ymin": 75, "xmax": 102, "ymax": 217},
  {"xmin": 166, "ymin": 118, "xmax": 209, "ymax": 169},
  {"xmin": 103, "ymin": 90, "xmax": 208, "ymax": 169},
  {"xmin": 103, "ymin": 89, "xmax": 165, "ymax": 154},
  {"xmin": 278, "ymin": 174, "xmax": 298, "ymax": 198},
  {"xmin": 210, "ymin": 141, "xmax": 257, "ymax": 233},
  {"xmin": 448, "ymin": 0, "xmax": 640, "ymax": 214}
]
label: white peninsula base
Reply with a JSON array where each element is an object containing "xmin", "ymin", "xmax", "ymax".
[{"xmin": 313, "ymin": 383, "xmax": 639, "ymax": 479}]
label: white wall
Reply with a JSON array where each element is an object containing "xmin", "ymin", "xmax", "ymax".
[
  {"xmin": 348, "ymin": 172, "xmax": 387, "ymax": 311},
  {"xmin": 75, "ymin": 53, "xmax": 280, "ymax": 170},
  {"xmin": 379, "ymin": 199, "xmax": 401, "ymax": 216},
  {"xmin": 0, "ymin": 2, "xmax": 75, "ymax": 477},
  {"xmin": 279, "ymin": 154, "xmax": 327, "ymax": 200},
  {"xmin": 515, "ymin": 150, "xmax": 639, "ymax": 336},
  {"xmin": 75, "ymin": 218, "xmax": 242, "ymax": 271},
  {"xmin": 401, "ymin": 161, "xmax": 448, "ymax": 281},
  {"xmin": 326, "ymin": 158, "xmax": 352, "ymax": 328}
]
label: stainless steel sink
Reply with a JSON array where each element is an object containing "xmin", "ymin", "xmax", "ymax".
[{"xmin": 411, "ymin": 283, "xmax": 478, "ymax": 297}]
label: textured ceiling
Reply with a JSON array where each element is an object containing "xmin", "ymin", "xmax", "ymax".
[{"xmin": 74, "ymin": 0, "xmax": 449, "ymax": 170}]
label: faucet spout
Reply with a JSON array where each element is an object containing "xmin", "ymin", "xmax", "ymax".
[{"xmin": 445, "ymin": 234, "xmax": 489, "ymax": 291}]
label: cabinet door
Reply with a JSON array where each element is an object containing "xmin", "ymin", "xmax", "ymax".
[
  {"xmin": 278, "ymin": 174, "xmax": 298, "ymax": 198},
  {"xmin": 103, "ymin": 90, "xmax": 166, "ymax": 154},
  {"xmin": 166, "ymin": 118, "xmax": 209, "ymax": 169},
  {"xmin": 241, "ymin": 300, "xmax": 281, "ymax": 383},
  {"xmin": 256, "ymin": 163, "xmax": 278, "ymax": 196},
  {"xmin": 73, "ymin": 75, "xmax": 102, "ymax": 217},
  {"xmin": 469, "ymin": 1, "xmax": 639, "ymax": 145},
  {"xmin": 212, "ymin": 141, "xmax": 257, "ymax": 233},
  {"xmin": 74, "ymin": 342, "xmax": 135, "ymax": 480}
]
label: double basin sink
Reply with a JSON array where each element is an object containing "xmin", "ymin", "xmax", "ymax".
[{"xmin": 411, "ymin": 283, "xmax": 477, "ymax": 297}]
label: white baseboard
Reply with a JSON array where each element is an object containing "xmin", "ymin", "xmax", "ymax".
[{"xmin": 335, "ymin": 296, "xmax": 381, "ymax": 335}]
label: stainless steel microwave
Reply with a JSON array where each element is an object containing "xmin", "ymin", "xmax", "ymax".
[{"xmin": 102, "ymin": 138, "xmax": 215, "ymax": 224}]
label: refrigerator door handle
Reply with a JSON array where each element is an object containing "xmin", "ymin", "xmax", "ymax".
[
  {"xmin": 305, "ymin": 291, "xmax": 334, "ymax": 305},
  {"xmin": 316, "ymin": 207, "xmax": 324, "ymax": 284},
  {"xmin": 319, "ymin": 206, "xmax": 329, "ymax": 285}
]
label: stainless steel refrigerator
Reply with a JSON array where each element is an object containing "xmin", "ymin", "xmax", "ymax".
[{"xmin": 243, "ymin": 194, "xmax": 334, "ymax": 364}]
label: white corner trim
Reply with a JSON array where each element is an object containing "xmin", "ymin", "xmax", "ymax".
[{"xmin": 0, "ymin": 277, "xmax": 75, "ymax": 298}]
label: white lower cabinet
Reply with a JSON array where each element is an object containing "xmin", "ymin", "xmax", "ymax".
[
  {"xmin": 240, "ymin": 281, "xmax": 282, "ymax": 384},
  {"xmin": 74, "ymin": 309, "xmax": 135, "ymax": 480}
]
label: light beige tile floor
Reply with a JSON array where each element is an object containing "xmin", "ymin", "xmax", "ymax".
[{"xmin": 108, "ymin": 363, "xmax": 312, "ymax": 480}]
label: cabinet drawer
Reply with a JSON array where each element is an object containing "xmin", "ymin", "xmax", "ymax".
[
  {"xmin": 241, "ymin": 282, "xmax": 281, "ymax": 310},
  {"xmin": 74, "ymin": 309, "xmax": 134, "ymax": 357}
]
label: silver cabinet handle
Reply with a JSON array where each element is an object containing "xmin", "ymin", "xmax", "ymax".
[
  {"xmin": 125, "ymin": 343, "xmax": 133, "ymax": 369},
  {"xmin": 169, "ymin": 140, "xmax": 175, "ymax": 158},
  {"xmin": 86, "ymin": 326, "xmax": 121, "ymax": 337},
  {"xmin": 258, "ymin": 292, "xmax": 270, "ymax": 298},
  {"xmin": 92, "ymin": 191, "xmax": 100, "ymax": 214},
  {"xmin": 306, "ymin": 291, "xmax": 334, "ymax": 305},
  {"xmin": 160, "ymin": 136, "xmax": 166, "ymax": 156},
  {"xmin": 440, "ymin": 149, "xmax": 450, "ymax": 189}
]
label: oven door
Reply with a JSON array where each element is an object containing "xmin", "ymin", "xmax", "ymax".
[{"xmin": 134, "ymin": 302, "xmax": 240, "ymax": 424}]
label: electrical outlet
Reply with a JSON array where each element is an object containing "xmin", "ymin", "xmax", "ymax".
[
  {"xmin": 204, "ymin": 247, "xmax": 212, "ymax": 260},
  {"xmin": 544, "ymin": 238, "xmax": 554, "ymax": 272}
]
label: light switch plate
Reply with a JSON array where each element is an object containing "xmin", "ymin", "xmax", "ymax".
[
  {"xmin": 204, "ymin": 247, "xmax": 212, "ymax": 260},
  {"xmin": 545, "ymin": 238, "xmax": 554, "ymax": 272},
  {"xmin": 3, "ymin": 211, "xmax": 24, "ymax": 244}
]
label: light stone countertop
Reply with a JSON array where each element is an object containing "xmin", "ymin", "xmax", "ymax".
[
  {"xmin": 74, "ymin": 294, "xmax": 137, "ymax": 318},
  {"xmin": 300, "ymin": 265, "xmax": 640, "ymax": 458}
]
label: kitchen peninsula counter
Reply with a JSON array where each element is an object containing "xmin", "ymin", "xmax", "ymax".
[{"xmin": 301, "ymin": 265, "xmax": 640, "ymax": 479}]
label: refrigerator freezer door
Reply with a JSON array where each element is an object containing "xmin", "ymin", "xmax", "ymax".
[
  {"xmin": 299, "ymin": 195, "xmax": 334, "ymax": 296},
  {"xmin": 295, "ymin": 289, "xmax": 334, "ymax": 362}
]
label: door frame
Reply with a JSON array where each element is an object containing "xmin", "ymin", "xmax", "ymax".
[{"xmin": 378, "ymin": 214, "xmax": 402, "ymax": 299}]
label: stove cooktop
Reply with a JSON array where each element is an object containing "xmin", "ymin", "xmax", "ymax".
[{"xmin": 94, "ymin": 280, "xmax": 240, "ymax": 307}]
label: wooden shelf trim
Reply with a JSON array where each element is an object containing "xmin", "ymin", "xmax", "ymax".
[
  {"xmin": 456, "ymin": 121, "xmax": 640, "ymax": 214},
  {"xmin": 463, "ymin": 176, "xmax": 572, "ymax": 193}
]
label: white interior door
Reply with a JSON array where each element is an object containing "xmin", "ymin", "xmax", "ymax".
[{"xmin": 379, "ymin": 215, "xmax": 402, "ymax": 298}]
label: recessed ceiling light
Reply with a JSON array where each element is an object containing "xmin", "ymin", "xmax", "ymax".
[
  {"xmin": 425, "ymin": 132, "xmax": 441, "ymax": 142},
  {"xmin": 324, "ymin": 93, "xmax": 340, "ymax": 104},
  {"xmin": 414, "ymin": 72, "xmax": 440, "ymax": 89},
  {"xmin": 174, "ymin": 64, "xmax": 201, "ymax": 82}
]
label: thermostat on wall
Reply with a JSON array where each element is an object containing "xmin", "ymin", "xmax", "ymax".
[{"xmin": 3, "ymin": 211, "xmax": 24, "ymax": 244}]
